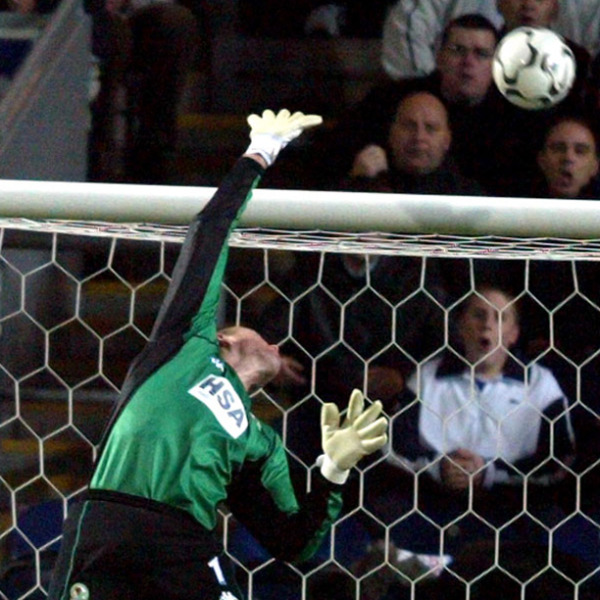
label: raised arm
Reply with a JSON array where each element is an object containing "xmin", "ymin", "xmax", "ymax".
[
  {"xmin": 149, "ymin": 110, "xmax": 323, "ymax": 344},
  {"xmin": 100, "ymin": 110, "xmax": 322, "ymax": 453},
  {"xmin": 148, "ymin": 157, "xmax": 263, "ymax": 344}
]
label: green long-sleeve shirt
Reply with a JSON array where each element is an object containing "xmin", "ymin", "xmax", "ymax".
[{"xmin": 90, "ymin": 157, "xmax": 342, "ymax": 562}]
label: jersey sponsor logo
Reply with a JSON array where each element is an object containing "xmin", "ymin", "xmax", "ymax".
[
  {"xmin": 188, "ymin": 375, "xmax": 248, "ymax": 438},
  {"xmin": 211, "ymin": 356, "xmax": 225, "ymax": 372}
]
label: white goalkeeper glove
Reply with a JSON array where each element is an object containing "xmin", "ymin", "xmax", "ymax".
[
  {"xmin": 319, "ymin": 389, "xmax": 388, "ymax": 484},
  {"xmin": 245, "ymin": 109, "xmax": 323, "ymax": 167}
]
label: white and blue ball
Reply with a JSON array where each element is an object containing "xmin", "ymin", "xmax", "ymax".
[{"xmin": 492, "ymin": 27, "xmax": 576, "ymax": 110}]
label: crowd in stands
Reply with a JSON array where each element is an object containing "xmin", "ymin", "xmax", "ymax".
[
  {"xmin": 2, "ymin": 1, "xmax": 600, "ymax": 599},
  {"xmin": 4, "ymin": 0, "xmax": 600, "ymax": 196},
  {"xmin": 266, "ymin": 2, "xmax": 600, "ymax": 198}
]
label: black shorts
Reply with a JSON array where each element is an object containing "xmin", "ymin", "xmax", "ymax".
[{"xmin": 47, "ymin": 490, "xmax": 242, "ymax": 600}]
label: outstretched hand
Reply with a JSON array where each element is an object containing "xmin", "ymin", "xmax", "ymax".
[
  {"xmin": 320, "ymin": 389, "xmax": 388, "ymax": 484},
  {"xmin": 245, "ymin": 109, "xmax": 323, "ymax": 167}
]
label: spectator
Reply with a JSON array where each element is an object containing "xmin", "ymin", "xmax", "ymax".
[
  {"xmin": 265, "ymin": 14, "xmax": 501, "ymax": 191},
  {"xmin": 526, "ymin": 115, "xmax": 600, "ymax": 544},
  {"xmin": 381, "ymin": 0, "xmax": 503, "ymax": 80},
  {"xmin": 85, "ymin": 0, "xmax": 200, "ymax": 184},
  {"xmin": 366, "ymin": 284, "xmax": 576, "ymax": 558},
  {"xmin": 344, "ymin": 90, "xmax": 483, "ymax": 195},
  {"xmin": 435, "ymin": 14, "xmax": 497, "ymax": 107},
  {"xmin": 491, "ymin": 0, "xmax": 597, "ymax": 195},
  {"xmin": 532, "ymin": 114, "xmax": 600, "ymax": 198}
]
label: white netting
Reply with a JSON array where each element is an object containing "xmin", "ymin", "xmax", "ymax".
[
  {"xmin": 1, "ymin": 185, "xmax": 599, "ymax": 600},
  {"xmin": 5, "ymin": 218, "xmax": 600, "ymax": 260}
]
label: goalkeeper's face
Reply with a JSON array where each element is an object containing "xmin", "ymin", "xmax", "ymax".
[{"xmin": 218, "ymin": 326, "xmax": 282, "ymax": 389}]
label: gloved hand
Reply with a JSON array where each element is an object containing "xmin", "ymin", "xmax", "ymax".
[
  {"xmin": 245, "ymin": 109, "xmax": 323, "ymax": 167},
  {"xmin": 319, "ymin": 389, "xmax": 388, "ymax": 484}
]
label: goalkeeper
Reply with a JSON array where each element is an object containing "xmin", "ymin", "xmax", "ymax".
[{"xmin": 48, "ymin": 109, "xmax": 388, "ymax": 600}]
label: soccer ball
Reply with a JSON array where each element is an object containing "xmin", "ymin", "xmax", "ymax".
[{"xmin": 492, "ymin": 26, "xmax": 576, "ymax": 110}]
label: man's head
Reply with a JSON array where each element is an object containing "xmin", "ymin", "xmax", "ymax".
[
  {"xmin": 217, "ymin": 326, "xmax": 281, "ymax": 390},
  {"xmin": 388, "ymin": 91, "xmax": 452, "ymax": 175},
  {"xmin": 437, "ymin": 14, "xmax": 499, "ymax": 105},
  {"xmin": 497, "ymin": 0, "xmax": 559, "ymax": 30},
  {"xmin": 537, "ymin": 116, "xmax": 599, "ymax": 198},
  {"xmin": 457, "ymin": 286, "xmax": 520, "ymax": 378}
]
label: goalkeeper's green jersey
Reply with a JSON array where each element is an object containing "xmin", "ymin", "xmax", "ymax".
[{"xmin": 89, "ymin": 158, "xmax": 342, "ymax": 562}]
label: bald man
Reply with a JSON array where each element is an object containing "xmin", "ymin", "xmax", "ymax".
[{"xmin": 347, "ymin": 91, "xmax": 483, "ymax": 195}]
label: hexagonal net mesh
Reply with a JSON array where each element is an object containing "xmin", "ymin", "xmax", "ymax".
[{"xmin": 1, "ymin": 219, "xmax": 600, "ymax": 599}]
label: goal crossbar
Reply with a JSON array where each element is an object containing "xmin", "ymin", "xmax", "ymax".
[{"xmin": 0, "ymin": 179, "xmax": 598, "ymax": 238}]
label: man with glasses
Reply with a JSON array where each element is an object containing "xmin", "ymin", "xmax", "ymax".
[
  {"xmin": 436, "ymin": 20, "xmax": 496, "ymax": 106},
  {"xmin": 381, "ymin": 0, "xmax": 503, "ymax": 80}
]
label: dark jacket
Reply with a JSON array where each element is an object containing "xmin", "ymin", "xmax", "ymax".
[{"xmin": 342, "ymin": 159, "xmax": 485, "ymax": 196}]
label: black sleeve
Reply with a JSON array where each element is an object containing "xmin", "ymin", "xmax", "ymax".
[
  {"xmin": 226, "ymin": 461, "xmax": 342, "ymax": 563},
  {"xmin": 150, "ymin": 157, "xmax": 263, "ymax": 341}
]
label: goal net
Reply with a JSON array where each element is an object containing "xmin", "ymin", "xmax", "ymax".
[{"xmin": 1, "ymin": 180, "xmax": 599, "ymax": 600}]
